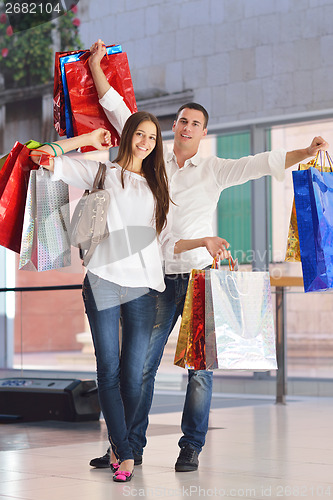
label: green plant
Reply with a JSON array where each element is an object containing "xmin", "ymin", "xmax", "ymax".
[
  {"xmin": 59, "ymin": 5, "xmax": 82, "ymax": 51},
  {"xmin": 0, "ymin": 6, "xmax": 82, "ymax": 88}
]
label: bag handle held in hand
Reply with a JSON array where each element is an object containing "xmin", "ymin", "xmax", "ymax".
[
  {"xmin": 312, "ymin": 151, "xmax": 333, "ymax": 172},
  {"xmin": 29, "ymin": 149, "xmax": 54, "ymax": 168},
  {"xmin": 212, "ymin": 254, "xmax": 238, "ymax": 271}
]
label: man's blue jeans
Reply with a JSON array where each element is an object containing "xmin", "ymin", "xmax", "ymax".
[
  {"xmin": 128, "ymin": 272, "xmax": 213, "ymax": 455},
  {"xmin": 82, "ymin": 271, "xmax": 158, "ymax": 462}
]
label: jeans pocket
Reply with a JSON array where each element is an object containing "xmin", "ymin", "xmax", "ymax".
[{"xmin": 146, "ymin": 288, "xmax": 159, "ymax": 298}]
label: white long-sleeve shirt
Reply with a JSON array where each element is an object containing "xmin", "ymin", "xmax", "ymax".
[
  {"xmin": 52, "ymin": 156, "xmax": 176, "ymax": 291},
  {"xmin": 100, "ymin": 88, "xmax": 286, "ymax": 274}
]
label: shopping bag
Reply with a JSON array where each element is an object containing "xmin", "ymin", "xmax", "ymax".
[
  {"xmin": 0, "ymin": 152, "xmax": 9, "ymax": 172},
  {"xmin": 59, "ymin": 51, "xmax": 85, "ymax": 138},
  {"xmin": 53, "ymin": 48, "xmax": 83, "ymax": 136},
  {"xmin": 293, "ymin": 165, "xmax": 333, "ymax": 292},
  {"xmin": 63, "ymin": 45, "xmax": 123, "ymax": 140},
  {"xmin": 190, "ymin": 272, "xmax": 206, "ymax": 370},
  {"xmin": 0, "ymin": 142, "xmax": 40, "ymax": 253},
  {"xmin": 19, "ymin": 168, "xmax": 71, "ymax": 271},
  {"xmin": 204, "ymin": 270, "xmax": 218, "ymax": 369},
  {"xmin": 285, "ymin": 153, "xmax": 332, "ymax": 262},
  {"xmin": 53, "ymin": 45, "xmax": 122, "ymax": 137},
  {"xmin": 174, "ymin": 269, "xmax": 205, "ymax": 369},
  {"xmin": 0, "ymin": 141, "xmax": 41, "ymax": 176},
  {"xmin": 65, "ymin": 49, "xmax": 137, "ymax": 150},
  {"xmin": 208, "ymin": 269, "xmax": 277, "ymax": 370}
]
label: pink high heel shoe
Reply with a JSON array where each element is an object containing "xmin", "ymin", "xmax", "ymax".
[
  {"xmin": 110, "ymin": 462, "xmax": 119, "ymax": 473},
  {"xmin": 113, "ymin": 469, "xmax": 134, "ymax": 482}
]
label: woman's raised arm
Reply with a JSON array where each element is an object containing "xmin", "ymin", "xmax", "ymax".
[
  {"xmin": 89, "ymin": 39, "xmax": 112, "ymax": 99},
  {"xmin": 30, "ymin": 129, "xmax": 111, "ymax": 171}
]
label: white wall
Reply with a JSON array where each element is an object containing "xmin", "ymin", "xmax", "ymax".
[{"xmin": 78, "ymin": 0, "xmax": 333, "ymax": 126}]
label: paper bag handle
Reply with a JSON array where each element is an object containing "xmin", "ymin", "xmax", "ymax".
[
  {"xmin": 226, "ymin": 273, "xmax": 249, "ymax": 299},
  {"xmin": 212, "ymin": 255, "xmax": 238, "ymax": 271},
  {"xmin": 312, "ymin": 151, "xmax": 333, "ymax": 172}
]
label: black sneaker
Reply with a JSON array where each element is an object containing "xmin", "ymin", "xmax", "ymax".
[
  {"xmin": 89, "ymin": 447, "xmax": 110, "ymax": 468},
  {"xmin": 175, "ymin": 444, "xmax": 199, "ymax": 472},
  {"xmin": 133, "ymin": 452, "xmax": 143, "ymax": 466},
  {"xmin": 89, "ymin": 447, "xmax": 143, "ymax": 467}
]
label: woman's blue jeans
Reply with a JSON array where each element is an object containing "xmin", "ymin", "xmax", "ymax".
[
  {"xmin": 128, "ymin": 272, "xmax": 213, "ymax": 455},
  {"xmin": 82, "ymin": 271, "xmax": 158, "ymax": 462}
]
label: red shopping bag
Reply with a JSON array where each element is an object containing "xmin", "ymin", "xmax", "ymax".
[
  {"xmin": 174, "ymin": 269, "xmax": 206, "ymax": 370},
  {"xmin": 0, "ymin": 152, "xmax": 10, "ymax": 172},
  {"xmin": 190, "ymin": 272, "xmax": 206, "ymax": 370},
  {"xmin": 0, "ymin": 142, "xmax": 38, "ymax": 253},
  {"xmin": 64, "ymin": 51, "xmax": 137, "ymax": 149},
  {"xmin": 53, "ymin": 49, "xmax": 83, "ymax": 137}
]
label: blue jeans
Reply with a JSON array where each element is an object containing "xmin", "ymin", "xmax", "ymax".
[
  {"xmin": 82, "ymin": 271, "xmax": 158, "ymax": 462},
  {"xmin": 128, "ymin": 272, "xmax": 213, "ymax": 455}
]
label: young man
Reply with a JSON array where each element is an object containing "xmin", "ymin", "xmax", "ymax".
[{"xmin": 88, "ymin": 40, "xmax": 328, "ymax": 472}]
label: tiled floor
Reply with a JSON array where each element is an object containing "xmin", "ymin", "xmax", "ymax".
[{"xmin": 0, "ymin": 393, "xmax": 333, "ymax": 500}]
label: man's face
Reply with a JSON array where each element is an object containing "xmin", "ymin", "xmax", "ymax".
[{"xmin": 172, "ymin": 108, "xmax": 207, "ymax": 152}]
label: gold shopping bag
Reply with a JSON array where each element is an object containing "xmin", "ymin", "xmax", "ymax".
[
  {"xmin": 174, "ymin": 269, "xmax": 204, "ymax": 369},
  {"xmin": 285, "ymin": 153, "xmax": 332, "ymax": 261}
]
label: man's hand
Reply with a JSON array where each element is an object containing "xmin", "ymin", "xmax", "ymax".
[
  {"xmin": 89, "ymin": 128, "xmax": 112, "ymax": 150},
  {"xmin": 203, "ymin": 236, "xmax": 231, "ymax": 260},
  {"xmin": 285, "ymin": 136, "xmax": 330, "ymax": 169},
  {"xmin": 306, "ymin": 136, "xmax": 329, "ymax": 157}
]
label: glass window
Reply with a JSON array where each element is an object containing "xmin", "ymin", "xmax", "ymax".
[
  {"xmin": 271, "ymin": 119, "xmax": 333, "ymax": 379},
  {"xmin": 216, "ymin": 131, "xmax": 272, "ymax": 265}
]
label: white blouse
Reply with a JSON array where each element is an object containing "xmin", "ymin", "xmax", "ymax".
[{"xmin": 52, "ymin": 156, "xmax": 176, "ymax": 291}]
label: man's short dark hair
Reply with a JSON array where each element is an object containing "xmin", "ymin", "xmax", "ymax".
[{"xmin": 175, "ymin": 103, "xmax": 209, "ymax": 129}]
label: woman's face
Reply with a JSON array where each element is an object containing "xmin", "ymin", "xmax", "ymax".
[{"xmin": 131, "ymin": 120, "xmax": 157, "ymax": 161}]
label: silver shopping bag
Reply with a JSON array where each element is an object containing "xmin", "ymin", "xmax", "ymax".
[
  {"xmin": 207, "ymin": 269, "xmax": 277, "ymax": 370},
  {"xmin": 19, "ymin": 168, "xmax": 71, "ymax": 271},
  {"xmin": 204, "ymin": 270, "xmax": 218, "ymax": 369}
]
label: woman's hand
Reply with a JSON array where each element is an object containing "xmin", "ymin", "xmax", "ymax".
[
  {"xmin": 89, "ymin": 128, "xmax": 112, "ymax": 150},
  {"xmin": 88, "ymin": 39, "xmax": 111, "ymax": 98},
  {"xmin": 89, "ymin": 39, "xmax": 106, "ymax": 69}
]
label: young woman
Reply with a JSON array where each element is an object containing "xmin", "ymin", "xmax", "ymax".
[{"xmin": 31, "ymin": 113, "xmax": 230, "ymax": 482}]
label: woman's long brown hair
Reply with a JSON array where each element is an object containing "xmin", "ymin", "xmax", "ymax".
[{"xmin": 114, "ymin": 111, "xmax": 170, "ymax": 235}]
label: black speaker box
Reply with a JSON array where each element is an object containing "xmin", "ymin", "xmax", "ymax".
[{"xmin": 0, "ymin": 378, "xmax": 101, "ymax": 423}]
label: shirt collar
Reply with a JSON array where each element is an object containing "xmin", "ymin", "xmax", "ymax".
[{"xmin": 167, "ymin": 150, "xmax": 201, "ymax": 168}]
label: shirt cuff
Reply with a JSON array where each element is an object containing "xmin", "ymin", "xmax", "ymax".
[
  {"xmin": 268, "ymin": 149, "xmax": 286, "ymax": 182},
  {"xmin": 49, "ymin": 157, "xmax": 62, "ymax": 182},
  {"xmin": 99, "ymin": 87, "xmax": 124, "ymax": 111}
]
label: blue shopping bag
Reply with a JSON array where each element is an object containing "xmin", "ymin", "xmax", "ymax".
[
  {"xmin": 293, "ymin": 166, "xmax": 333, "ymax": 292},
  {"xmin": 59, "ymin": 51, "xmax": 84, "ymax": 138}
]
